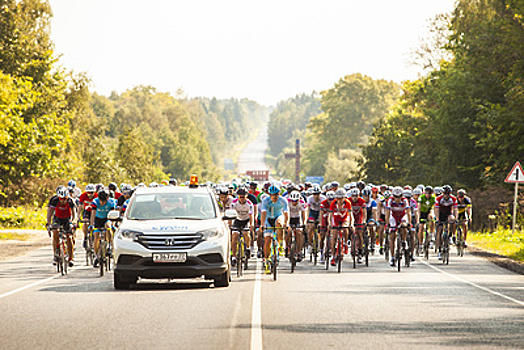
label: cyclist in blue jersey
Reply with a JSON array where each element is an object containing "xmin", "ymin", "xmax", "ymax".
[
  {"xmin": 259, "ymin": 185, "xmax": 289, "ymax": 264},
  {"xmin": 89, "ymin": 189, "xmax": 118, "ymax": 267}
]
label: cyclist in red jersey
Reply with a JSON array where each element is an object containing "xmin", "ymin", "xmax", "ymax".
[
  {"xmin": 348, "ymin": 188, "xmax": 367, "ymax": 263},
  {"xmin": 46, "ymin": 187, "xmax": 78, "ymax": 266},
  {"xmin": 328, "ymin": 189, "xmax": 354, "ymax": 266},
  {"xmin": 319, "ymin": 190, "xmax": 335, "ymax": 262},
  {"xmin": 385, "ymin": 186, "xmax": 411, "ymax": 267},
  {"xmin": 77, "ymin": 184, "xmax": 98, "ymax": 249}
]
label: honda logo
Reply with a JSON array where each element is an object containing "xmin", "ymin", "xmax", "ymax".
[{"xmin": 165, "ymin": 238, "xmax": 176, "ymax": 246}]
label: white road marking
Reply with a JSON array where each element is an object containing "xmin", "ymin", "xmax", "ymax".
[
  {"xmin": 418, "ymin": 259, "xmax": 524, "ymax": 307},
  {"xmin": 0, "ymin": 265, "xmax": 91, "ymax": 300},
  {"xmin": 250, "ymin": 258, "xmax": 263, "ymax": 350}
]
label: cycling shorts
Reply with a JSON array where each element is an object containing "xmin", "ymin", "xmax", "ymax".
[
  {"xmin": 420, "ymin": 211, "xmax": 430, "ymax": 221},
  {"xmin": 264, "ymin": 216, "xmax": 284, "ymax": 237},
  {"xmin": 52, "ymin": 217, "xmax": 73, "ymax": 234},
  {"xmin": 389, "ymin": 215, "xmax": 408, "ymax": 231},
  {"xmin": 458, "ymin": 212, "xmax": 468, "ymax": 221},
  {"xmin": 289, "ymin": 217, "xmax": 301, "ymax": 228},
  {"xmin": 94, "ymin": 217, "xmax": 108, "ymax": 229},
  {"xmin": 232, "ymin": 219, "xmax": 249, "ymax": 231},
  {"xmin": 308, "ymin": 210, "xmax": 320, "ymax": 222}
]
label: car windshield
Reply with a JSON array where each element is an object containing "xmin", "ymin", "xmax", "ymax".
[{"xmin": 127, "ymin": 193, "xmax": 216, "ymax": 220}]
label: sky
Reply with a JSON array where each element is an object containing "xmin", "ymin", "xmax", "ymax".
[{"xmin": 49, "ymin": 0, "xmax": 457, "ymax": 106}]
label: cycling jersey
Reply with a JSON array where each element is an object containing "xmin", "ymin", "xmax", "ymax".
[
  {"xmin": 349, "ymin": 197, "xmax": 366, "ymax": 224},
  {"xmin": 218, "ymin": 197, "xmax": 233, "ymax": 213},
  {"xmin": 457, "ymin": 196, "xmax": 471, "ymax": 215},
  {"xmin": 386, "ymin": 197, "xmax": 410, "ymax": 221},
  {"xmin": 319, "ymin": 198, "xmax": 332, "ymax": 228},
  {"xmin": 435, "ymin": 194, "xmax": 458, "ymax": 219},
  {"xmin": 78, "ymin": 192, "xmax": 98, "ymax": 212},
  {"xmin": 307, "ymin": 194, "xmax": 326, "ymax": 212},
  {"xmin": 48, "ymin": 196, "xmax": 77, "ymax": 219},
  {"xmin": 231, "ymin": 198, "xmax": 254, "ymax": 221},
  {"xmin": 408, "ymin": 198, "xmax": 418, "ymax": 216},
  {"xmin": 91, "ymin": 198, "xmax": 117, "ymax": 219},
  {"xmin": 287, "ymin": 198, "xmax": 306, "ymax": 219},
  {"xmin": 260, "ymin": 196, "xmax": 288, "ymax": 220},
  {"xmin": 329, "ymin": 199, "xmax": 352, "ymax": 225},
  {"xmin": 365, "ymin": 198, "xmax": 377, "ymax": 222},
  {"xmin": 418, "ymin": 194, "xmax": 436, "ymax": 213}
]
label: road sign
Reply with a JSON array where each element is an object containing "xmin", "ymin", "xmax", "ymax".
[
  {"xmin": 505, "ymin": 161, "xmax": 524, "ymax": 183},
  {"xmin": 306, "ymin": 176, "xmax": 324, "ymax": 185}
]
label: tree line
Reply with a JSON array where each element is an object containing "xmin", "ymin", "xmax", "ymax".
[{"xmin": 0, "ymin": 0, "xmax": 268, "ymax": 206}]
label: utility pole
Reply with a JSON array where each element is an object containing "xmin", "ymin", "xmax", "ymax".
[{"xmin": 284, "ymin": 139, "xmax": 301, "ymax": 183}]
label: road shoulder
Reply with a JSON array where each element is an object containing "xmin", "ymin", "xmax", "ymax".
[{"xmin": 0, "ymin": 229, "xmax": 48, "ymax": 261}]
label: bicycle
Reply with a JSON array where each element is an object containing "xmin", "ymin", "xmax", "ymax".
[
  {"xmin": 265, "ymin": 226, "xmax": 281, "ymax": 281},
  {"xmin": 82, "ymin": 220, "xmax": 95, "ymax": 266},
  {"xmin": 438, "ymin": 221, "xmax": 451, "ymax": 265},
  {"xmin": 308, "ymin": 221, "xmax": 320, "ymax": 265},
  {"xmin": 364, "ymin": 220, "xmax": 377, "ymax": 267},
  {"xmin": 456, "ymin": 219, "xmax": 468, "ymax": 257},
  {"xmin": 332, "ymin": 225, "xmax": 348, "ymax": 273},
  {"xmin": 383, "ymin": 221, "xmax": 389, "ymax": 262},
  {"xmin": 391, "ymin": 224, "xmax": 408, "ymax": 272},
  {"xmin": 420, "ymin": 219, "xmax": 431, "ymax": 260},
  {"xmin": 405, "ymin": 225, "xmax": 412, "ymax": 268},
  {"xmin": 48, "ymin": 224, "xmax": 68, "ymax": 275},
  {"xmin": 324, "ymin": 226, "xmax": 332, "ymax": 271},
  {"xmin": 288, "ymin": 224, "xmax": 303, "ymax": 273},
  {"xmin": 95, "ymin": 227, "xmax": 112, "ymax": 276},
  {"xmin": 232, "ymin": 225, "xmax": 249, "ymax": 277}
]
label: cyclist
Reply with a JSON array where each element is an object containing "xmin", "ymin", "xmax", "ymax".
[
  {"xmin": 434, "ymin": 185, "xmax": 458, "ymax": 260},
  {"xmin": 385, "ymin": 186, "xmax": 412, "ymax": 267},
  {"xmin": 259, "ymin": 185, "xmax": 289, "ymax": 273},
  {"xmin": 328, "ymin": 188, "xmax": 354, "ymax": 266},
  {"xmin": 456, "ymin": 189, "xmax": 472, "ymax": 247},
  {"xmin": 348, "ymin": 188, "xmax": 367, "ymax": 263},
  {"xmin": 319, "ymin": 190, "xmax": 336, "ymax": 263},
  {"xmin": 306, "ymin": 185, "xmax": 325, "ymax": 255},
  {"xmin": 77, "ymin": 184, "xmax": 98, "ymax": 249},
  {"xmin": 286, "ymin": 190, "xmax": 307, "ymax": 261},
  {"xmin": 230, "ymin": 188, "xmax": 255, "ymax": 266},
  {"xmin": 404, "ymin": 188, "xmax": 418, "ymax": 261},
  {"xmin": 217, "ymin": 187, "xmax": 233, "ymax": 213},
  {"xmin": 108, "ymin": 182, "xmax": 122, "ymax": 200},
  {"xmin": 89, "ymin": 189, "xmax": 118, "ymax": 267},
  {"xmin": 169, "ymin": 178, "xmax": 178, "ymax": 186},
  {"xmin": 68, "ymin": 179, "xmax": 82, "ymax": 199},
  {"xmin": 255, "ymin": 193, "xmax": 269, "ymax": 259},
  {"xmin": 362, "ymin": 187, "xmax": 378, "ymax": 253},
  {"xmin": 46, "ymin": 187, "xmax": 78, "ymax": 267},
  {"xmin": 417, "ymin": 186, "xmax": 436, "ymax": 255}
]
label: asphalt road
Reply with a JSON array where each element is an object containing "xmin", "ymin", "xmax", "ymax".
[
  {"xmin": 0, "ymin": 243, "xmax": 523, "ymax": 350},
  {"xmin": 237, "ymin": 123, "xmax": 268, "ymax": 174}
]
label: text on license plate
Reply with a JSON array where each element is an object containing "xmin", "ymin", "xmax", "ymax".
[{"xmin": 152, "ymin": 253, "xmax": 187, "ymax": 263}]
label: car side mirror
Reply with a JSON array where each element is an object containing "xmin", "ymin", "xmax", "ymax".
[
  {"xmin": 108, "ymin": 210, "xmax": 122, "ymax": 221},
  {"xmin": 222, "ymin": 209, "xmax": 237, "ymax": 221}
]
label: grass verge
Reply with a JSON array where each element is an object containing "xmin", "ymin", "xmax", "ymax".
[
  {"xmin": 0, "ymin": 232, "xmax": 31, "ymax": 241},
  {"xmin": 469, "ymin": 229, "xmax": 524, "ymax": 262}
]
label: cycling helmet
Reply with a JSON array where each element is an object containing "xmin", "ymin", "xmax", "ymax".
[
  {"xmin": 380, "ymin": 184, "xmax": 388, "ymax": 191},
  {"xmin": 356, "ymin": 181, "xmax": 366, "ymax": 191},
  {"xmin": 263, "ymin": 181, "xmax": 271, "ymax": 192},
  {"xmin": 343, "ymin": 183, "xmax": 351, "ymax": 191},
  {"xmin": 334, "ymin": 188, "xmax": 346, "ymax": 198},
  {"xmin": 413, "ymin": 188, "xmax": 422, "ymax": 195},
  {"xmin": 57, "ymin": 188, "xmax": 68, "ymax": 198},
  {"xmin": 349, "ymin": 182, "xmax": 357, "ymax": 189},
  {"xmin": 236, "ymin": 188, "xmax": 247, "ymax": 196},
  {"xmin": 416, "ymin": 184, "xmax": 425, "ymax": 191},
  {"xmin": 384, "ymin": 190, "xmax": 391, "ymax": 198},
  {"xmin": 287, "ymin": 184, "xmax": 298, "ymax": 193},
  {"xmin": 149, "ymin": 182, "xmax": 159, "ymax": 187},
  {"xmin": 350, "ymin": 188, "xmax": 360, "ymax": 197},
  {"xmin": 67, "ymin": 186, "xmax": 74, "ymax": 194},
  {"xmin": 434, "ymin": 187, "xmax": 443, "ymax": 195},
  {"xmin": 304, "ymin": 181, "xmax": 312, "ymax": 188},
  {"xmin": 457, "ymin": 189, "xmax": 466, "ymax": 196},
  {"xmin": 331, "ymin": 181, "xmax": 340, "ymax": 188},
  {"xmin": 161, "ymin": 180, "xmax": 169, "ymax": 186},
  {"xmin": 95, "ymin": 183, "xmax": 104, "ymax": 192},
  {"xmin": 249, "ymin": 181, "xmax": 258, "ymax": 188},
  {"xmin": 371, "ymin": 186, "xmax": 379, "ymax": 193},
  {"xmin": 108, "ymin": 182, "xmax": 118, "ymax": 191},
  {"xmin": 311, "ymin": 185, "xmax": 321, "ymax": 194},
  {"xmin": 85, "ymin": 184, "xmax": 96, "ymax": 193},
  {"xmin": 442, "ymin": 185, "xmax": 452, "ymax": 194},
  {"xmin": 289, "ymin": 191, "xmax": 301, "ymax": 201},
  {"xmin": 326, "ymin": 190, "xmax": 335, "ymax": 200},
  {"xmin": 218, "ymin": 187, "xmax": 229, "ymax": 195},
  {"xmin": 361, "ymin": 188, "xmax": 371, "ymax": 197},
  {"xmin": 268, "ymin": 185, "xmax": 280, "ymax": 195},
  {"xmin": 122, "ymin": 184, "xmax": 133, "ymax": 193},
  {"xmin": 98, "ymin": 190, "xmax": 108, "ymax": 201},
  {"xmin": 404, "ymin": 185, "xmax": 413, "ymax": 191},
  {"xmin": 169, "ymin": 178, "xmax": 178, "ymax": 186},
  {"xmin": 68, "ymin": 180, "xmax": 76, "ymax": 187},
  {"xmin": 403, "ymin": 189, "xmax": 412, "ymax": 198},
  {"xmin": 392, "ymin": 186, "xmax": 403, "ymax": 198},
  {"xmin": 425, "ymin": 185, "xmax": 433, "ymax": 193}
]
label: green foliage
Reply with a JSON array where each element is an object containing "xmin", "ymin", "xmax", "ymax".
[
  {"xmin": 469, "ymin": 229, "xmax": 524, "ymax": 262},
  {"xmin": 0, "ymin": 206, "xmax": 46, "ymax": 229},
  {"xmin": 362, "ymin": 0, "xmax": 524, "ymax": 188}
]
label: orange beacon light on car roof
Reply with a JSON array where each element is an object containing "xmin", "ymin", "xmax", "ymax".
[{"xmin": 189, "ymin": 175, "xmax": 199, "ymax": 188}]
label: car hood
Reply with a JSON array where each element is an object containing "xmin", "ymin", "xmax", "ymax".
[{"xmin": 120, "ymin": 218, "xmax": 222, "ymax": 234}]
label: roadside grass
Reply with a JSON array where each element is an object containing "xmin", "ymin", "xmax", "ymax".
[
  {"xmin": 469, "ymin": 229, "xmax": 524, "ymax": 262},
  {"xmin": 0, "ymin": 206, "xmax": 47, "ymax": 230},
  {"xmin": 0, "ymin": 232, "xmax": 31, "ymax": 241}
]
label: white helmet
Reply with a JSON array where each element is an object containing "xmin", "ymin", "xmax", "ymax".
[
  {"xmin": 350, "ymin": 188, "xmax": 360, "ymax": 197},
  {"xmin": 334, "ymin": 188, "xmax": 346, "ymax": 198},
  {"xmin": 403, "ymin": 189, "xmax": 412, "ymax": 198},
  {"xmin": 326, "ymin": 190, "xmax": 336, "ymax": 200},
  {"xmin": 288, "ymin": 191, "xmax": 301, "ymax": 201},
  {"xmin": 392, "ymin": 186, "xmax": 403, "ymax": 197},
  {"xmin": 57, "ymin": 188, "xmax": 68, "ymax": 198},
  {"xmin": 85, "ymin": 184, "xmax": 96, "ymax": 192},
  {"xmin": 413, "ymin": 188, "xmax": 422, "ymax": 195}
]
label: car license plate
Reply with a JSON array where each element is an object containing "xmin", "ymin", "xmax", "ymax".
[{"xmin": 152, "ymin": 253, "xmax": 187, "ymax": 263}]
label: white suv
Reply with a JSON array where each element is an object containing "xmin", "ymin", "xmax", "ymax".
[{"xmin": 112, "ymin": 186, "xmax": 234, "ymax": 289}]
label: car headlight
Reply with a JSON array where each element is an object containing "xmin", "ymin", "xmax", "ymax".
[
  {"xmin": 199, "ymin": 228, "xmax": 224, "ymax": 240},
  {"xmin": 118, "ymin": 230, "xmax": 142, "ymax": 241}
]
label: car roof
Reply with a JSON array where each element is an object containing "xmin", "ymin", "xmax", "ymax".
[{"xmin": 134, "ymin": 186, "xmax": 212, "ymax": 195}]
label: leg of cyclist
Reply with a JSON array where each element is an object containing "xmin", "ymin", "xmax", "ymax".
[
  {"xmin": 231, "ymin": 229, "xmax": 239, "ymax": 266},
  {"xmin": 388, "ymin": 216, "xmax": 399, "ymax": 266},
  {"xmin": 378, "ymin": 215, "xmax": 386, "ymax": 254},
  {"xmin": 330, "ymin": 227, "xmax": 338, "ymax": 266},
  {"xmin": 276, "ymin": 216, "xmax": 285, "ymax": 256},
  {"xmin": 296, "ymin": 227, "xmax": 304, "ymax": 260},
  {"xmin": 436, "ymin": 220, "xmax": 443, "ymax": 259}
]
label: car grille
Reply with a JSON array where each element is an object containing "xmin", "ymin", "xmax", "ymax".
[{"xmin": 136, "ymin": 233, "xmax": 203, "ymax": 250}]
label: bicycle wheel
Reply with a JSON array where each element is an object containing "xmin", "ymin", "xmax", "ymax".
[
  {"xmin": 290, "ymin": 241, "xmax": 296, "ymax": 273},
  {"xmin": 100, "ymin": 241, "xmax": 106, "ymax": 276},
  {"xmin": 272, "ymin": 240, "xmax": 278, "ymax": 281},
  {"xmin": 384, "ymin": 230, "xmax": 389, "ymax": 261},
  {"xmin": 456, "ymin": 228, "xmax": 463, "ymax": 257},
  {"xmin": 405, "ymin": 241, "xmax": 410, "ymax": 268},
  {"xmin": 236, "ymin": 238, "xmax": 243, "ymax": 277},
  {"xmin": 313, "ymin": 231, "xmax": 318, "ymax": 265},
  {"xmin": 351, "ymin": 233, "xmax": 356, "ymax": 269},
  {"xmin": 424, "ymin": 229, "xmax": 430, "ymax": 260},
  {"xmin": 396, "ymin": 235, "xmax": 402, "ymax": 272},
  {"xmin": 363, "ymin": 231, "xmax": 369, "ymax": 267},
  {"xmin": 243, "ymin": 240, "xmax": 249, "ymax": 271},
  {"xmin": 325, "ymin": 234, "xmax": 331, "ymax": 270}
]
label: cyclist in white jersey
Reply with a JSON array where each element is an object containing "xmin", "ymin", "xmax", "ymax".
[
  {"xmin": 306, "ymin": 185, "xmax": 325, "ymax": 254},
  {"xmin": 286, "ymin": 191, "xmax": 307, "ymax": 261},
  {"xmin": 230, "ymin": 188, "xmax": 254, "ymax": 266}
]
